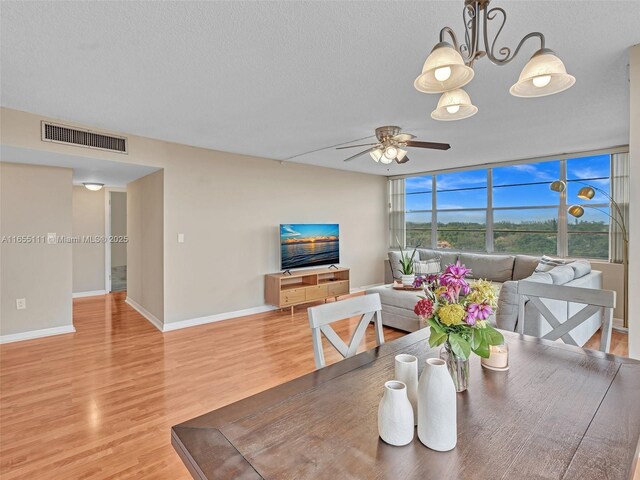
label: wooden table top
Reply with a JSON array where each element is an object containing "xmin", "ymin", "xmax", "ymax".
[{"xmin": 172, "ymin": 329, "xmax": 640, "ymax": 480}]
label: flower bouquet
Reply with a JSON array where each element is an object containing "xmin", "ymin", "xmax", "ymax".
[{"xmin": 413, "ymin": 262, "xmax": 504, "ymax": 391}]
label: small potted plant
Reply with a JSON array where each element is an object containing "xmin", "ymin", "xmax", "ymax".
[{"xmin": 398, "ymin": 244, "xmax": 419, "ymax": 287}]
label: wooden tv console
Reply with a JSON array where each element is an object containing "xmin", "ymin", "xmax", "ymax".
[{"xmin": 265, "ymin": 267, "xmax": 350, "ymax": 313}]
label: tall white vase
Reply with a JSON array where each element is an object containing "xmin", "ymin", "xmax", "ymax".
[
  {"xmin": 378, "ymin": 381, "xmax": 414, "ymax": 446},
  {"xmin": 395, "ymin": 354, "xmax": 418, "ymax": 425},
  {"xmin": 417, "ymin": 358, "xmax": 457, "ymax": 451}
]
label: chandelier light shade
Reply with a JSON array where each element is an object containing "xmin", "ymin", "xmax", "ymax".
[
  {"xmin": 549, "ymin": 180, "xmax": 567, "ymax": 193},
  {"xmin": 396, "ymin": 148, "xmax": 408, "ymax": 162},
  {"xmin": 383, "ymin": 145, "xmax": 398, "ymax": 160},
  {"xmin": 567, "ymin": 205, "xmax": 585, "ymax": 218},
  {"xmin": 431, "ymin": 89, "xmax": 478, "ymax": 121},
  {"xmin": 577, "ymin": 186, "xmax": 596, "ymax": 200},
  {"xmin": 510, "ymin": 49, "xmax": 576, "ymax": 98},
  {"xmin": 83, "ymin": 182, "xmax": 104, "ymax": 191},
  {"xmin": 414, "ymin": 42, "xmax": 475, "ymax": 94},
  {"xmin": 369, "ymin": 148, "xmax": 383, "ymax": 162}
]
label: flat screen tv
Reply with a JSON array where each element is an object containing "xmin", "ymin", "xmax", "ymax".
[{"xmin": 280, "ymin": 224, "xmax": 339, "ymax": 270}]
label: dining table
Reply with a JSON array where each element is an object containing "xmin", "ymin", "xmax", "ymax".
[{"xmin": 171, "ymin": 328, "xmax": 640, "ymax": 479}]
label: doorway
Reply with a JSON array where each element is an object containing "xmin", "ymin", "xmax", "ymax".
[{"xmin": 107, "ymin": 190, "xmax": 127, "ymax": 292}]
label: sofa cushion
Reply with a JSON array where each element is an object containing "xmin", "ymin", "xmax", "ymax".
[
  {"xmin": 567, "ymin": 260, "xmax": 591, "ymax": 279},
  {"xmin": 547, "ymin": 264, "xmax": 576, "ymax": 285},
  {"xmin": 388, "ymin": 250, "xmax": 419, "ymax": 279},
  {"xmin": 459, "ymin": 253, "xmax": 515, "ymax": 282},
  {"xmin": 496, "ymin": 280, "xmax": 519, "ymax": 331},
  {"xmin": 367, "ymin": 285, "xmax": 423, "ymax": 311},
  {"xmin": 418, "ymin": 248, "xmax": 459, "ymax": 271},
  {"xmin": 513, "ymin": 255, "xmax": 541, "ymax": 281},
  {"xmin": 527, "ymin": 271, "xmax": 554, "ymax": 284},
  {"xmin": 535, "ymin": 255, "xmax": 571, "ymax": 273},
  {"xmin": 414, "ymin": 258, "xmax": 441, "ymax": 275}
]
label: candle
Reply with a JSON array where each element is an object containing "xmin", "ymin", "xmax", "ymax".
[{"xmin": 481, "ymin": 344, "xmax": 509, "ymax": 370}]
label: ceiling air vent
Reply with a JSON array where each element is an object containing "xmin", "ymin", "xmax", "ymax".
[{"xmin": 41, "ymin": 121, "xmax": 127, "ymax": 154}]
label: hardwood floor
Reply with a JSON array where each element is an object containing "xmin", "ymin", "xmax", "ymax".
[
  {"xmin": 584, "ymin": 328, "xmax": 629, "ymax": 357},
  {"xmin": 0, "ymin": 293, "xmax": 405, "ymax": 479},
  {"xmin": 0, "ymin": 293, "xmax": 630, "ymax": 479}
]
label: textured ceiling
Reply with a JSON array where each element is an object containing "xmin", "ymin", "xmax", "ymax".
[{"xmin": 1, "ymin": 1, "xmax": 638, "ymax": 176}]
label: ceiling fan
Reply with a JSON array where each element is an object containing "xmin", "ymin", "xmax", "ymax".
[{"xmin": 337, "ymin": 126, "xmax": 450, "ymax": 164}]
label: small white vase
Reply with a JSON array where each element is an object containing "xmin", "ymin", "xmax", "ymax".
[
  {"xmin": 401, "ymin": 274, "xmax": 415, "ymax": 287},
  {"xmin": 417, "ymin": 358, "xmax": 457, "ymax": 451},
  {"xmin": 378, "ymin": 381, "xmax": 414, "ymax": 446},
  {"xmin": 395, "ymin": 354, "xmax": 418, "ymax": 425}
]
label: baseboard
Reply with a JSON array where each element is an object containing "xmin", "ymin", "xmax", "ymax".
[
  {"xmin": 350, "ymin": 283, "xmax": 384, "ymax": 294},
  {"xmin": 0, "ymin": 325, "xmax": 76, "ymax": 344},
  {"xmin": 73, "ymin": 290, "xmax": 107, "ymax": 298},
  {"xmin": 125, "ymin": 297, "xmax": 164, "ymax": 332},
  {"xmin": 162, "ymin": 305, "xmax": 278, "ymax": 332}
]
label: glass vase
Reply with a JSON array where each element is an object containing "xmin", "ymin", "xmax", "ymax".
[{"xmin": 439, "ymin": 341, "xmax": 470, "ymax": 392}]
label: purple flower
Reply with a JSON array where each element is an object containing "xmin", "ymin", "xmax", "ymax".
[
  {"xmin": 465, "ymin": 303, "xmax": 493, "ymax": 325},
  {"xmin": 439, "ymin": 262, "xmax": 471, "ymax": 299}
]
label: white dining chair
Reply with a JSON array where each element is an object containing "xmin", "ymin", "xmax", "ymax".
[
  {"xmin": 308, "ymin": 293, "xmax": 385, "ymax": 369},
  {"xmin": 517, "ymin": 281, "xmax": 616, "ymax": 353}
]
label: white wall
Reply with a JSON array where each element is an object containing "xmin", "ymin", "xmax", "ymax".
[
  {"xmin": 110, "ymin": 191, "xmax": 127, "ymax": 268},
  {"xmin": 72, "ymin": 185, "xmax": 105, "ymax": 293},
  {"xmin": 127, "ymin": 170, "xmax": 164, "ymax": 323},
  {"xmin": 0, "ymin": 108, "xmax": 389, "ymax": 329},
  {"xmin": 0, "ymin": 162, "xmax": 73, "ymax": 339},
  {"xmin": 628, "ymin": 44, "xmax": 639, "ymax": 359}
]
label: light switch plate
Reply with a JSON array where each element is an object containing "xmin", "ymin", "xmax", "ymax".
[
  {"xmin": 177, "ymin": 233, "xmax": 185, "ymax": 243},
  {"xmin": 16, "ymin": 298, "xmax": 26, "ymax": 310}
]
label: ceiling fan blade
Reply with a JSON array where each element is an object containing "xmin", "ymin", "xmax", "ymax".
[
  {"xmin": 405, "ymin": 140, "xmax": 451, "ymax": 150},
  {"xmin": 396, "ymin": 155, "xmax": 410, "ymax": 164},
  {"xmin": 343, "ymin": 148, "xmax": 373, "ymax": 162},
  {"xmin": 392, "ymin": 133, "xmax": 416, "ymax": 143},
  {"xmin": 336, "ymin": 143, "xmax": 378, "ymax": 150}
]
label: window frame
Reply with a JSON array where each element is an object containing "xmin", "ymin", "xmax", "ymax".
[{"xmin": 393, "ymin": 148, "xmax": 625, "ymax": 261}]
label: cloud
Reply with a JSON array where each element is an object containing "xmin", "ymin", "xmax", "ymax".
[{"xmin": 281, "ymin": 225, "xmax": 301, "ymax": 237}]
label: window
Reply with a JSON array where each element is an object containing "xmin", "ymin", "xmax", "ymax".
[
  {"xmin": 492, "ymin": 161, "xmax": 560, "ymax": 256},
  {"xmin": 394, "ymin": 153, "xmax": 615, "ymax": 259}
]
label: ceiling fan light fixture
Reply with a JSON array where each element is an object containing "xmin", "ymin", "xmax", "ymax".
[
  {"xmin": 383, "ymin": 145, "xmax": 398, "ymax": 160},
  {"xmin": 414, "ymin": 42, "xmax": 475, "ymax": 94},
  {"xmin": 395, "ymin": 148, "xmax": 408, "ymax": 163},
  {"xmin": 369, "ymin": 148, "xmax": 383, "ymax": 162},
  {"xmin": 431, "ymin": 88, "xmax": 478, "ymax": 121},
  {"xmin": 510, "ymin": 49, "xmax": 576, "ymax": 98}
]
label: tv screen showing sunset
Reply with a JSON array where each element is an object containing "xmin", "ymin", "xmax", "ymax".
[{"xmin": 280, "ymin": 224, "xmax": 339, "ymax": 269}]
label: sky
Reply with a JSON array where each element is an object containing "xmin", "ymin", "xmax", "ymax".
[
  {"xmin": 403, "ymin": 154, "xmax": 610, "ymax": 224},
  {"xmin": 280, "ymin": 224, "xmax": 339, "ymax": 240}
]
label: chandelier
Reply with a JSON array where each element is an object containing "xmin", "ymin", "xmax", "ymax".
[{"xmin": 415, "ymin": 0, "xmax": 576, "ymax": 121}]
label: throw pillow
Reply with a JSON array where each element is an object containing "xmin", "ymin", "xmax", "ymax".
[
  {"xmin": 534, "ymin": 255, "xmax": 571, "ymax": 273},
  {"xmin": 414, "ymin": 258, "xmax": 441, "ymax": 275}
]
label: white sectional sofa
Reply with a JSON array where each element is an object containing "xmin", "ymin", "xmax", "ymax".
[{"xmin": 366, "ymin": 249, "xmax": 604, "ymax": 347}]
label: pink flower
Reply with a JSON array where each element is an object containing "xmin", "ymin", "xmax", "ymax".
[
  {"xmin": 465, "ymin": 303, "xmax": 493, "ymax": 325},
  {"xmin": 440, "ymin": 262, "xmax": 471, "ymax": 296},
  {"xmin": 414, "ymin": 298, "xmax": 434, "ymax": 318}
]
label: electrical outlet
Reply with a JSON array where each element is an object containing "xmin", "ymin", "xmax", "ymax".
[{"xmin": 16, "ymin": 298, "xmax": 26, "ymax": 310}]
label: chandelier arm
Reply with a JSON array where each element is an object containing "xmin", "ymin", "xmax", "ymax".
[
  {"xmin": 461, "ymin": 3, "xmax": 479, "ymax": 65},
  {"xmin": 482, "ymin": 6, "xmax": 545, "ymax": 66},
  {"xmin": 439, "ymin": 26, "xmax": 461, "ymax": 52}
]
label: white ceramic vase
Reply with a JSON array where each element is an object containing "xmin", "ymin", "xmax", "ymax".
[
  {"xmin": 401, "ymin": 274, "xmax": 415, "ymax": 287},
  {"xmin": 417, "ymin": 358, "xmax": 457, "ymax": 451},
  {"xmin": 378, "ymin": 381, "xmax": 414, "ymax": 446},
  {"xmin": 395, "ymin": 354, "xmax": 418, "ymax": 425}
]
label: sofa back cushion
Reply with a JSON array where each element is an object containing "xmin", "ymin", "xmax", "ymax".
[
  {"xmin": 417, "ymin": 248, "xmax": 459, "ymax": 272},
  {"xmin": 459, "ymin": 253, "xmax": 515, "ymax": 282},
  {"xmin": 388, "ymin": 251, "xmax": 403, "ymax": 279},
  {"xmin": 567, "ymin": 260, "xmax": 591, "ymax": 279},
  {"xmin": 414, "ymin": 258, "xmax": 441, "ymax": 275},
  {"xmin": 547, "ymin": 265, "xmax": 575, "ymax": 285},
  {"xmin": 513, "ymin": 255, "xmax": 541, "ymax": 280}
]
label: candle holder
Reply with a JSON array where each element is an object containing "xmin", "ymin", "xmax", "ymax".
[{"xmin": 481, "ymin": 343, "xmax": 509, "ymax": 371}]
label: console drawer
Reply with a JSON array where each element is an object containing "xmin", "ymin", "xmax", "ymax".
[
  {"xmin": 306, "ymin": 284, "xmax": 329, "ymax": 301},
  {"xmin": 280, "ymin": 288, "xmax": 306, "ymax": 306},
  {"xmin": 328, "ymin": 281, "xmax": 349, "ymax": 296}
]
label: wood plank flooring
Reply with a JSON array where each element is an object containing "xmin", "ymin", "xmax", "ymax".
[
  {"xmin": 0, "ymin": 293, "xmax": 404, "ymax": 479},
  {"xmin": 0, "ymin": 293, "xmax": 630, "ymax": 479}
]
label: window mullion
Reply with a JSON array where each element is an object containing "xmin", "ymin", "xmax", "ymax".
[
  {"xmin": 558, "ymin": 160, "xmax": 568, "ymax": 257},
  {"xmin": 431, "ymin": 176, "xmax": 437, "ymax": 249},
  {"xmin": 487, "ymin": 169, "xmax": 493, "ymax": 253}
]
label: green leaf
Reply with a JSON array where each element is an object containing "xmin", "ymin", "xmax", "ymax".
[
  {"xmin": 428, "ymin": 330, "xmax": 448, "ymax": 348},
  {"xmin": 483, "ymin": 325, "xmax": 505, "ymax": 346},
  {"xmin": 427, "ymin": 317, "xmax": 444, "ymax": 334},
  {"xmin": 448, "ymin": 333, "xmax": 471, "ymax": 360},
  {"xmin": 472, "ymin": 338, "xmax": 490, "ymax": 358},
  {"xmin": 470, "ymin": 329, "xmax": 483, "ymax": 350}
]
